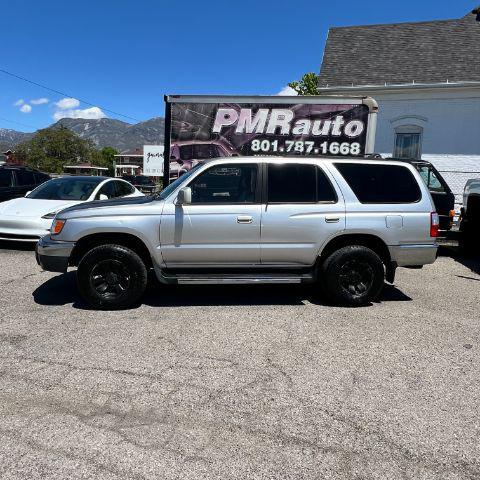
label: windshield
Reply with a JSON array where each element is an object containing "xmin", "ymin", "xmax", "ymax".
[
  {"xmin": 179, "ymin": 144, "xmax": 222, "ymax": 160},
  {"xmin": 157, "ymin": 163, "xmax": 204, "ymax": 200},
  {"xmin": 27, "ymin": 177, "xmax": 102, "ymax": 200}
]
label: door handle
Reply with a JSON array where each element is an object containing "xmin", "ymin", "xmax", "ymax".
[
  {"xmin": 237, "ymin": 215, "xmax": 253, "ymax": 224},
  {"xmin": 325, "ymin": 216, "xmax": 340, "ymax": 223}
]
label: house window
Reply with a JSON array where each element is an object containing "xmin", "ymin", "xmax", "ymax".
[{"xmin": 394, "ymin": 125, "xmax": 423, "ymax": 159}]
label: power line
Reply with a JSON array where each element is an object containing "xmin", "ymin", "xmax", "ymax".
[
  {"xmin": 0, "ymin": 67, "xmax": 142, "ymax": 123},
  {"xmin": 0, "ymin": 115, "xmax": 40, "ymax": 131}
]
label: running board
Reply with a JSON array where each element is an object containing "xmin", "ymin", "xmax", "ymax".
[{"xmin": 158, "ymin": 271, "xmax": 315, "ymax": 285}]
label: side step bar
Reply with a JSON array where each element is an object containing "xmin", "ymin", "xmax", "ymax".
[{"xmin": 158, "ymin": 271, "xmax": 315, "ymax": 285}]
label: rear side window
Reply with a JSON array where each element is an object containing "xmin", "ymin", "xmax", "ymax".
[
  {"xmin": 267, "ymin": 164, "xmax": 337, "ymax": 203},
  {"xmin": 16, "ymin": 170, "xmax": 36, "ymax": 186},
  {"xmin": 417, "ymin": 166, "xmax": 446, "ymax": 193},
  {"xmin": 34, "ymin": 172, "xmax": 50, "ymax": 184},
  {"xmin": 0, "ymin": 169, "xmax": 13, "ymax": 188},
  {"xmin": 115, "ymin": 181, "xmax": 135, "ymax": 197},
  {"xmin": 335, "ymin": 163, "xmax": 421, "ymax": 204}
]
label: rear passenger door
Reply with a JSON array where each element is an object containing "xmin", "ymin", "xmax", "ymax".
[
  {"xmin": 260, "ymin": 162, "xmax": 345, "ymax": 266},
  {"xmin": 0, "ymin": 169, "xmax": 15, "ymax": 202}
]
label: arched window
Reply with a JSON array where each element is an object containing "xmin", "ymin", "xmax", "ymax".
[{"xmin": 394, "ymin": 125, "xmax": 423, "ymax": 159}]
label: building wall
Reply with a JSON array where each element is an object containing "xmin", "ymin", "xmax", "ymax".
[
  {"xmin": 319, "ymin": 84, "xmax": 480, "ymax": 206},
  {"xmin": 373, "ymin": 85, "xmax": 480, "ymax": 206}
]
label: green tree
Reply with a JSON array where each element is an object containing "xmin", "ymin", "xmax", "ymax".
[
  {"xmin": 15, "ymin": 126, "xmax": 99, "ymax": 174},
  {"xmin": 288, "ymin": 72, "xmax": 319, "ymax": 96},
  {"xmin": 94, "ymin": 146, "xmax": 118, "ymax": 176}
]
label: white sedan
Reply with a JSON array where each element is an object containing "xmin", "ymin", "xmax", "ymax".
[{"xmin": 0, "ymin": 176, "xmax": 143, "ymax": 242}]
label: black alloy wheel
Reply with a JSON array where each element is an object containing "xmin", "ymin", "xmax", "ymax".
[
  {"xmin": 90, "ymin": 259, "xmax": 131, "ymax": 300},
  {"xmin": 338, "ymin": 259, "xmax": 375, "ymax": 297},
  {"xmin": 321, "ymin": 245, "xmax": 385, "ymax": 306},
  {"xmin": 77, "ymin": 244, "xmax": 147, "ymax": 310}
]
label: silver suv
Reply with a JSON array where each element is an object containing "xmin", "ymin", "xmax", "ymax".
[{"xmin": 36, "ymin": 157, "xmax": 439, "ymax": 309}]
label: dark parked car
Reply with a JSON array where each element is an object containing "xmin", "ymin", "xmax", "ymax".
[
  {"xmin": 386, "ymin": 158, "xmax": 455, "ymax": 233},
  {"xmin": 0, "ymin": 165, "xmax": 51, "ymax": 203},
  {"xmin": 123, "ymin": 175, "xmax": 156, "ymax": 194}
]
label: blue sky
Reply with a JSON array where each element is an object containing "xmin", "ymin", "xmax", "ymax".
[{"xmin": 1, "ymin": 0, "xmax": 476, "ymax": 132}]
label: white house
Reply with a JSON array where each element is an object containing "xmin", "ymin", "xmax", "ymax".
[{"xmin": 318, "ymin": 6, "xmax": 480, "ymax": 205}]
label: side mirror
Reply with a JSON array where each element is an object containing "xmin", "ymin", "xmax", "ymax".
[
  {"xmin": 25, "ymin": 191, "xmax": 32, "ymax": 197},
  {"xmin": 176, "ymin": 187, "xmax": 192, "ymax": 205},
  {"xmin": 99, "ymin": 194, "xmax": 109, "ymax": 201}
]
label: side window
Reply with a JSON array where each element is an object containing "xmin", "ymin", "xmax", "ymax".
[
  {"xmin": 267, "ymin": 164, "xmax": 337, "ymax": 203},
  {"xmin": 96, "ymin": 181, "xmax": 117, "ymax": 200},
  {"xmin": 417, "ymin": 166, "xmax": 445, "ymax": 193},
  {"xmin": 188, "ymin": 164, "xmax": 258, "ymax": 204},
  {"xmin": 115, "ymin": 181, "xmax": 135, "ymax": 197},
  {"xmin": 0, "ymin": 169, "xmax": 13, "ymax": 188},
  {"xmin": 16, "ymin": 170, "xmax": 36, "ymax": 186},
  {"xmin": 34, "ymin": 173, "xmax": 50, "ymax": 184},
  {"xmin": 335, "ymin": 163, "xmax": 422, "ymax": 204}
]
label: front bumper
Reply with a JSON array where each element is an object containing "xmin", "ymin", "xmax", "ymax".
[
  {"xmin": 0, "ymin": 217, "xmax": 50, "ymax": 242},
  {"xmin": 388, "ymin": 243, "xmax": 438, "ymax": 267},
  {"xmin": 36, "ymin": 235, "xmax": 76, "ymax": 273}
]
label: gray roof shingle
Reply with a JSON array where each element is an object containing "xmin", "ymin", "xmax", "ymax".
[{"xmin": 318, "ymin": 10, "xmax": 480, "ymax": 87}]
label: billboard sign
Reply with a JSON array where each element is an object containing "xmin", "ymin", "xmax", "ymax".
[
  {"xmin": 143, "ymin": 145, "xmax": 164, "ymax": 177},
  {"xmin": 164, "ymin": 95, "xmax": 377, "ymax": 183}
]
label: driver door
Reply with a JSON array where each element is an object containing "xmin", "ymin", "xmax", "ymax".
[{"xmin": 160, "ymin": 163, "xmax": 261, "ymax": 267}]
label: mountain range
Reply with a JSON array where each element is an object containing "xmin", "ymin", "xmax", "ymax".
[{"xmin": 0, "ymin": 116, "xmax": 165, "ymax": 153}]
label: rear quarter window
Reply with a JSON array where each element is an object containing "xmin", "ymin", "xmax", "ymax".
[{"xmin": 335, "ymin": 163, "xmax": 422, "ymax": 204}]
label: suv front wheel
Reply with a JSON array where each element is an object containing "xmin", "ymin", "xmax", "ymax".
[
  {"xmin": 77, "ymin": 244, "xmax": 148, "ymax": 310},
  {"xmin": 321, "ymin": 245, "xmax": 385, "ymax": 306}
]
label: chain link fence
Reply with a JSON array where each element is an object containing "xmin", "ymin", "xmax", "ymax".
[{"xmin": 436, "ymin": 170, "xmax": 480, "ymax": 209}]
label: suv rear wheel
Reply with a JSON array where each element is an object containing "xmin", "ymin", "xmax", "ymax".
[
  {"xmin": 77, "ymin": 244, "xmax": 147, "ymax": 309},
  {"xmin": 321, "ymin": 245, "xmax": 385, "ymax": 306}
]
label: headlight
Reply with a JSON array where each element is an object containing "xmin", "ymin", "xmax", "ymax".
[
  {"xmin": 51, "ymin": 219, "xmax": 66, "ymax": 235},
  {"xmin": 42, "ymin": 212, "xmax": 57, "ymax": 219}
]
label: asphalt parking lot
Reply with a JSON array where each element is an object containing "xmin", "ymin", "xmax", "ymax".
[{"xmin": 0, "ymin": 242, "xmax": 479, "ymax": 480}]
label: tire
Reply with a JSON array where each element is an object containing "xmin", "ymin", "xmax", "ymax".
[
  {"xmin": 77, "ymin": 244, "xmax": 147, "ymax": 310},
  {"xmin": 320, "ymin": 245, "xmax": 385, "ymax": 307},
  {"xmin": 459, "ymin": 220, "xmax": 478, "ymax": 256}
]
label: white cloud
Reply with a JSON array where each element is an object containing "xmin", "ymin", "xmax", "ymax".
[
  {"xmin": 53, "ymin": 106, "xmax": 106, "ymax": 121},
  {"xmin": 30, "ymin": 97, "xmax": 49, "ymax": 105},
  {"xmin": 20, "ymin": 104, "xmax": 32, "ymax": 113},
  {"xmin": 277, "ymin": 85, "xmax": 298, "ymax": 96},
  {"xmin": 14, "ymin": 99, "xmax": 25, "ymax": 106},
  {"xmin": 55, "ymin": 97, "xmax": 80, "ymax": 110}
]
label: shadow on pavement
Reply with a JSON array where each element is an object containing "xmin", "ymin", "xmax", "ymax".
[
  {"xmin": 33, "ymin": 271, "xmax": 411, "ymax": 310},
  {"xmin": 0, "ymin": 240, "xmax": 36, "ymax": 252},
  {"xmin": 32, "ymin": 271, "xmax": 84, "ymax": 307},
  {"xmin": 438, "ymin": 245, "xmax": 480, "ymax": 277}
]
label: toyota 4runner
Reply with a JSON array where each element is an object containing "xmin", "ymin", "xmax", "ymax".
[{"xmin": 36, "ymin": 157, "xmax": 439, "ymax": 309}]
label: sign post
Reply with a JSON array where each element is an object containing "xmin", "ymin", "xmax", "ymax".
[{"xmin": 143, "ymin": 145, "xmax": 164, "ymax": 177}]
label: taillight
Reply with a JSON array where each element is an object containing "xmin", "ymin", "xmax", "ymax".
[
  {"xmin": 449, "ymin": 209, "xmax": 456, "ymax": 227},
  {"xmin": 430, "ymin": 212, "xmax": 440, "ymax": 238}
]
